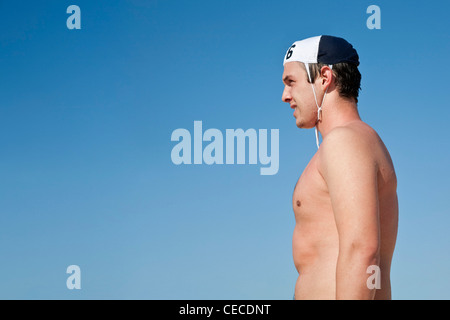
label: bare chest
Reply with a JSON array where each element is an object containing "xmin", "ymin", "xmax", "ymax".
[{"xmin": 292, "ymin": 153, "xmax": 332, "ymax": 222}]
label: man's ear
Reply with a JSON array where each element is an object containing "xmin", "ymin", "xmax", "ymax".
[{"xmin": 320, "ymin": 66, "xmax": 333, "ymax": 87}]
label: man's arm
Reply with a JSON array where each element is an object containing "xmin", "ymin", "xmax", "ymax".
[{"xmin": 319, "ymin": 128, "xmax": 380, "ymax": 300}]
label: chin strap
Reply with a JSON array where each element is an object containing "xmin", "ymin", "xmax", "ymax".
[{"xmin": 304, "ymin": 63, "xmax": 332, "ymax": 149}]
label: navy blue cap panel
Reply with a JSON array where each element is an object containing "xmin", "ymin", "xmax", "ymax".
[{"xmin": 317, "ymin": 35, "xmax": 360, "ymax": 66}]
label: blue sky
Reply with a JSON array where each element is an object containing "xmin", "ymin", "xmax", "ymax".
[{"xmin": 0, "ymin": 0, "xmax": 449, "ymax": 299}]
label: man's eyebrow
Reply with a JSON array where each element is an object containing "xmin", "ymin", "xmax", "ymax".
[{"xmin": 283, "ymin": 75, "xmax": 293, "ymax": 83}]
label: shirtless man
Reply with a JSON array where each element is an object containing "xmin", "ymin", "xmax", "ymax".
[{"xmin": 281, "ymin": 36, "xmax": 398, "ymax": 300}]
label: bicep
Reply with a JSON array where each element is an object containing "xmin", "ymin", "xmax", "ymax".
[{"xmin": 320, "ymin": 131, "xmax": 380, "ymax": 251}]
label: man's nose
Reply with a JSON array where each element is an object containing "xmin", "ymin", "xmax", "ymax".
[{"xmin": 281, "ymin": 86, "xmax": 291, "ymax": 103}]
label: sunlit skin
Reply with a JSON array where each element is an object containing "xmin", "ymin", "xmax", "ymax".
[{"xmin": 282, "ymin": 61, "xmax": 398, "ymax": 300}]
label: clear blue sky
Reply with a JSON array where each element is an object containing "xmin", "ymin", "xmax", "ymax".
[{"xmin": 0, "ymin": 0, "xmax": 449, "ymax": 299}]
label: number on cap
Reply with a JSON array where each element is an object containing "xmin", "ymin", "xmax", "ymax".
[{"xmin": 286, "ymin": 44, "xmax": 296, "ymax": 60}]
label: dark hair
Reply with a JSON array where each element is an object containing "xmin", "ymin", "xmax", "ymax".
[{"xmin": 306, "ymin": 62, "xmax": 361, "ymax": 103}]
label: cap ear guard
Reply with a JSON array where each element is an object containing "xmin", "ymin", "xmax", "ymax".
[{"xmin": 303, "ymin": 63, "xmax": 333, "ymax": 149}]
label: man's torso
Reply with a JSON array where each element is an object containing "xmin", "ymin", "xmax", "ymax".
[{"xmin": 292, "ymin": 121, "xmax": 398, "ymax": 300}]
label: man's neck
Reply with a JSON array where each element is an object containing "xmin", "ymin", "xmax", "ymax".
[{"xmin": 317, "ymin": 97, "xmax": 361, "ymax": 140}]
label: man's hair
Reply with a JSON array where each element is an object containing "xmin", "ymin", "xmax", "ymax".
[{"xmin": 305, "ymin": 62, "xmax": 362, "ymax": 103}]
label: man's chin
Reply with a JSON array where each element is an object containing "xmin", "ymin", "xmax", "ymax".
[
  {"xmin": 295, "ymin": 119, "xmax": 314, "ymax": 129},
  {"xmin": 295, "ymin": 119, "xmax": 305, "ymax": 128}
]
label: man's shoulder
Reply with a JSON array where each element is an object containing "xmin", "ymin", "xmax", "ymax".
[
  {"xmin": 322, "ymin": 121, "xmax": 377, "ymax": 151},
  {"xmin": 318, "ymin": 121, "xmax": 379, "ymax": 172}
]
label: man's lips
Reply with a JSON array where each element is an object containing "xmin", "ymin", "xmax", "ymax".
[{"xmin": 291, "ymin": 105, "xmax": 297, "ymax": 117}]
